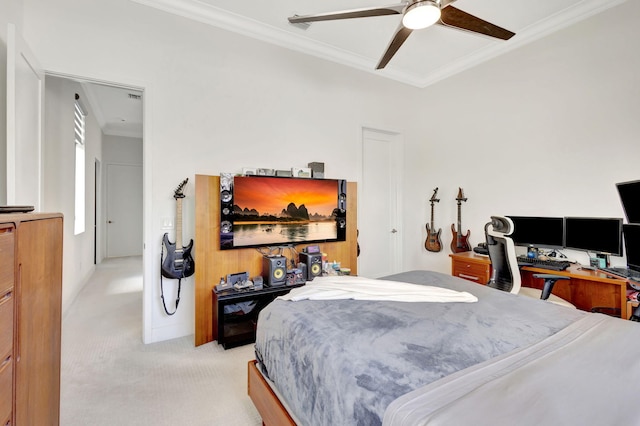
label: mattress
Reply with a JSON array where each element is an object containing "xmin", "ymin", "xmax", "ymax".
[{"xmin": 254, "ymin": 270, "xmax": 585, "ymax": 425}]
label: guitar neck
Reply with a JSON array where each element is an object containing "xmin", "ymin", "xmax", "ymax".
[
  {"xmin": 430, "ymin": 203, "xmax": 435, "ymax": 228},
  {"xmin": 176, "ymin": 197, "xmax": 184, "ymax": 251}
]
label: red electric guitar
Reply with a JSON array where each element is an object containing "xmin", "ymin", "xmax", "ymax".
[
  {"xmin": 450, "ymin": 187, "xmax": 471, "ymax": 253},
  {"xmin": 425, "ymin": 188, "xmax": 442, "ymax": 252}
]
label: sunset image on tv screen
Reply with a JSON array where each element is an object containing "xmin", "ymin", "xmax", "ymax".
[{"xmin": 228, "ymin": 176, "xmax": 340, "ymax": 247}]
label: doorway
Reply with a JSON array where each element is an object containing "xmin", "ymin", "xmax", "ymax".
[
  {"xmin": 45, "ymin": 71, "xmax": 150, "ymax": 341},
  {"xmin": 358, "ymin": 127, "xmax": 403, "ymax": 278},
  {"xmin": 79, "ymin": 80, "xmax": 144, "ymax": 261}
]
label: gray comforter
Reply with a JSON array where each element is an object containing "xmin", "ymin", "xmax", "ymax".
[
  {"xmin": 254, "ymin": 270, "xmax": 585, "ymax": 425},
  {"xmin": 385, "ymin": 312, "xmax": 640, "ymax": 425}
]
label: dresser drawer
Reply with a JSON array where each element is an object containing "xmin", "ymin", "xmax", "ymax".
[
  {"xmin": 453, "ymin": 262, "xmax": 490, "ymax": 284},
  {"xmin": 0, "ymin": 354, "xmax": 12, "ymax": 426},
  {"xmin": 0, "ymin": 291, "xmax": 13, "ymax": 360},
  {"xmin": 0, "ymin": 227, "xmax": 14, "ymax": 295}
]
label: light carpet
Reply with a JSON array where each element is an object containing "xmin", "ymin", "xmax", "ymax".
[{"xmin": 60, "ymin": 256, "xmax": 262, "ymax": 426}]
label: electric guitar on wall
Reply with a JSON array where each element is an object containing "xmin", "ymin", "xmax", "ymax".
[
  {"xmin": 162, "ymin": 178, "xmax": 195, "ymax": 279},
  {"xmin": 161, "ymin": 178, "xmax": 194, "ymax": 315},
  {"xmin": 425, "ymin": 188, "xmax": 442, "ymax": 252},
  {"xmin": 450, "ymin": 187, "xmax": 472, "ymax": 253}
]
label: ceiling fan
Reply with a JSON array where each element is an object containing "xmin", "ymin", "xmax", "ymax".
[{"xmin": 288, "ymin": 0, "xmax": 515, "ymax": 70}]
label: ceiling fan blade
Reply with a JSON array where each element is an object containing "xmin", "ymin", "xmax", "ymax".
[
  {"xmin": 439, "ymin": 6, "xmax": 515, "ymax": 40},
  {"xmin": 376, "ymin": 24, "xmax": 413, "ymax": 70},
  {"xmin": 289, "ymin": 3, "xmax": 406, "ymax": 24}
]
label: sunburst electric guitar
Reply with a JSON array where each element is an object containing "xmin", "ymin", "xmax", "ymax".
[
  {"xmin": 450, "ymin": 187, "xmax": 472, "ymax": 253},
  {"xmin": 425, "ymin": 188, "xmax": 442, "ymax": 252}
]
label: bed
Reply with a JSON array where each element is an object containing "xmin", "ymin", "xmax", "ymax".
[{"xmin": 248, "ymin": 270, "xmax": 640, "ymax": 425}]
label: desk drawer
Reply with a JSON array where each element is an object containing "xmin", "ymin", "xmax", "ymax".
[
  {"xmin": 0, "ymin": 227, "xmax": 14, "ymax": 295},
  {"xmin": 453, "ymin": 262, "xmax": 490, "ymax": 284},
  {"xmin": 0, "ymin": 291, "xmax": 13, "ymax": 359},
  {"xmin": 0, "ymin": 354, "xmax": 12, "ymax": 426}
]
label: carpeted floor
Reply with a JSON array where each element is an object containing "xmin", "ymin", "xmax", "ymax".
[{"xmin": 60, "ymin": 256, "xmax": 262, "ymax": 425}]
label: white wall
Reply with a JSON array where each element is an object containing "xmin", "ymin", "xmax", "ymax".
[
  {"xmin": 44, "ymin": 75, "xmax": 103, "ymax": 314},
  {"xmin": 22, "ymin": 0, "xmax": 426, "ymax": 343},
  {"xmin": 402, "ymin": 0, "xmax": 640, "ymax": 272},
  {"xmin": 18, "ymin": 0, "xmax": 640, "ymax": 342},
  {"xmin": 0, "ymin": 0, "xmax": 25, "ymax": 204}
]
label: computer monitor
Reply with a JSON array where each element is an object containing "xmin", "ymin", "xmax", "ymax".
[
  {"xmin": 507, "ymin": 216, "xmax": 564, "ymax": 249},
  {"xmin": 564, "ymin": 217, "xmax": 623, "ymax": 256},
  {"xmin": 624, "ymin": 224, "xmax": 640, "ymax": 274},
  {"xmin": 616, "ymin": 180, "xmax": 640, "ymax": 224}
]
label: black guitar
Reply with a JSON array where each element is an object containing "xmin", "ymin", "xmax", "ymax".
[
  {"xmin": 162, "ymin": 178, "xmax": 194, "ymax": 279},
  {"xmin": 161, "ymin": 178, "xmax": 194, "ymax": 315}
]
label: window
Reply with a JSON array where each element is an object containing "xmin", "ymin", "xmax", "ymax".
[{"xmin": 74, "ymin": 95, "xmax": 86, "ymax": 235}]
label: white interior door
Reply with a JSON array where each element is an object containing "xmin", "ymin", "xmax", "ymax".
[
  {"xmin": 107, "ymin": 163, "xmax": 142, "ymax": 257},
  {"xmin": 6, "ymin": 23, "xmax": 44, "ymax": 209},
  {"xmin": 358, "ymin": 128, "xmax": 402, "ymax": 278}
]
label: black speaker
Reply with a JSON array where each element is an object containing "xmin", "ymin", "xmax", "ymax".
[
  {"xmin": 262, "ymin": 255, "xmax": 287, "ymax": 287},
  {"xmin": 220, "ymin": 173, "xmax": 234, "ymax": 249},
  {"xmin": 299, "ymin": 252, "xmax": 322, "ymax": 281},
  {"xmin": 336, "ymin": 179, "xmax": 347, "ymax": 241}
]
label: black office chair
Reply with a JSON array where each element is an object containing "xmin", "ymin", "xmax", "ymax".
[{"xmin": 485, "ymin": 216, "xmax": 575, "ymax": 308}]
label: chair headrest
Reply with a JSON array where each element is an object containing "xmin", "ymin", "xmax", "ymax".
[{"xmin": 487, "ymin": 216, "xmax": 514, "ymax": 236}]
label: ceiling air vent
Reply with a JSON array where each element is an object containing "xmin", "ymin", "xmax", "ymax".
[{"xmin": 128, "ymin": 93, "xmax": 142, "ymax": 100}]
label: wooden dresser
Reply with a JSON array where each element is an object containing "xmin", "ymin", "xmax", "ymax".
[{"xmin": 0, "ymin": 213, "xmax": 63, "ymax": 426}]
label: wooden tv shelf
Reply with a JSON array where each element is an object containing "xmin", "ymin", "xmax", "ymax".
[{"xmin": 194, "ymin": 175, "xmax": 358, "ymax": 346}]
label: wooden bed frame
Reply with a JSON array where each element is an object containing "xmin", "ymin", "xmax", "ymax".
[{"xmin": 247, "ymin": 360, "xmax": 296, "ymax": 426}]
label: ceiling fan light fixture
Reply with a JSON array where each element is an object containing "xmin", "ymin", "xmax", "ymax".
[{"xmin": 402, "ymin": 1, "xmax": 441, "ymax": 30}]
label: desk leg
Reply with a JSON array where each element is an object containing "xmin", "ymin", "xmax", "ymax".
[{"xmin": 621, "ymin": 291, "xmax": 629, "ymax": 320}]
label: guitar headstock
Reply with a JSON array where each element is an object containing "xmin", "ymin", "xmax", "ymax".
[
  {"xmin": 456, "ymin": 187, "xmax": 467, "ymax": 202},
  {"xmin": 173, "ymin": 178, "xmax": 188, "ymax": 199},
  {"xmin": 429, "ymin": 187, "xmax": 440, "ymax": 203}
]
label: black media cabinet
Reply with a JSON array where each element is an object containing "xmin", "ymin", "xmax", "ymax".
[{"xmin": 212, "ymin": 283, "xmax": 305, "ymax": 349}]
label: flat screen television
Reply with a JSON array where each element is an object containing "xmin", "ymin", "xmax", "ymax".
[
  {"xmin": 506, "ymin": 216, "xmax": 565, "ymax": 249},
  {"xmin": 616, "ymin": 179, "xmax": 640, "ymax": 223},
  {"xmin": 624, "ymin": 224, "xmax": 640, "ymax": 273},
  {"xmin": 219, "ymin": 175, "xmax": 346, "ymax": 250},
  {"xmin": 564, "ymin": 217, "xmax": 623, "ymax": 256}
]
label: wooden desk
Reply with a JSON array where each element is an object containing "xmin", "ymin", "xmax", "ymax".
[
  {"xmin": 520, "ymin": 265, "xmax": 629, "ymax": 319},
  {"xmin": 449, "ymin": 252, "xmax": 631, "ymax": 319}
]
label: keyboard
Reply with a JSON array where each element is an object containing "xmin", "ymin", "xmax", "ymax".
[
  {"xmin": 598, "ymin": 266, "xmax": 640, "ymax": 281},
  {"xmin": 516, "ymin": 256, "xmax": 571, "ymax": 271}
]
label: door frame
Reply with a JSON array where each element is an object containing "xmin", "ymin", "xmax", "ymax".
[
  {"xmin": 94, "ymin": 158, "xmax": 101, "ymax": 264},
  {"xmin": 357, "ymin": 125, "xmax": 404, "ymax": 277},
  {"xmin": 45, "ymin": 69, "xmax": 152, "ymax": 343}
]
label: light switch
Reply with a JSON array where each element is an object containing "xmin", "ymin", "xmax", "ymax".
[{"xmin": 161, "ymin": 217, "xmax": 174, "ymax": 230}]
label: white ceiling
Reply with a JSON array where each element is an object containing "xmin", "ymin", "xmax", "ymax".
[
  {"xmin": 81, "ymin": 82, "xmax": 143, "ymax": 139},
  {"xmin": 133, "ymin": 0, "xmax": 625, "ymax": 87},
  {"xmin": 84, "ymin": 0, "xmax": 625, "ymax": 138}
]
